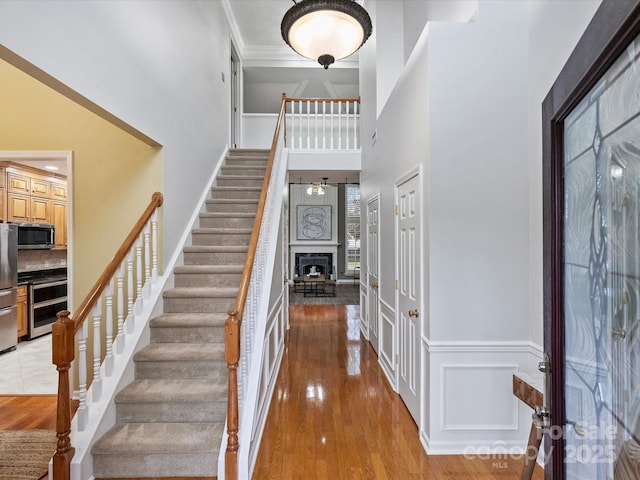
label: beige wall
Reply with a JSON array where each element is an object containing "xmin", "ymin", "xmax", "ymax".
[{"xmin": 0, "ymin": 59, "xmax": 163, "ymax": 309}]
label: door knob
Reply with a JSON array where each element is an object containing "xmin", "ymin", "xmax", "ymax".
[
  {"xmin": 372, "ymin": 283, "xmax": 378, "ymax": 289},
  {"xmin": 408, "ymin": 309, "xmax": 420, "ymax": 317}
]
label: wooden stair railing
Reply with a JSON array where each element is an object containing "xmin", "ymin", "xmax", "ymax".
[
  {"xmin": 224, "ymin": 94, "xmax": 361, "ymax": 480},
  {"xmin": 52, "ymin": 191, "xmax": 163, "ymax": 480},
  {"xmin": 224, "ymin": 95, "xmax": 286, "ymax": 480}
]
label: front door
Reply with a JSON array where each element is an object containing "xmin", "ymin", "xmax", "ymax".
[
  {"xmin": 543, "ymin": 3, "xmax": 640, "ymax": 479},
  {"xmin": 367, "ymin": 195, "xmax": 380, "ymax": 354},
  {"xmin": 396, "ymin": 170, "xmax": 421, "ymax": 424}
]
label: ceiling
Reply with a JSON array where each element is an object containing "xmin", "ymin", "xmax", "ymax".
[
  {"xmin": 5, "ymin": 2, "xmax": 361, "ymax": 183},
  {"xmin": 226, "ymin": 0, "xmax": 362, "ymax": 112},
  {"xmin": 226, "ymin": 0, "xmax": 363, "ymax": 183}
]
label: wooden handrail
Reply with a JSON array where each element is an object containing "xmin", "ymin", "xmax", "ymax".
[
  {"xmin": 52, "ymin": 191, "xmax": 163, "ymax": 480},
  {"xmin": 72, "ymin": 191, "xmax": 164, "ymax": 333},
  {"xmin": 224, "ymin": 95, "xmax": 287, "ymax": 480},
  {"xmin": 284, "ymin": 96, "xmax": 361, "ymax": 103}
]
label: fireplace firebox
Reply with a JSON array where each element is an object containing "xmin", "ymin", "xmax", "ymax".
[{"xmin": 295, "ymin": 253, "xmax": 333, "ymax": 278}]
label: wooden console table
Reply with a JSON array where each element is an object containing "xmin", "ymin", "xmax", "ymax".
[{"xmin": 513, "ymin": 372, "xmax": 544, "ymax": 480}]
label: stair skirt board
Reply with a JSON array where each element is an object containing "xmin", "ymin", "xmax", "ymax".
[{"xmin": 91, "ymin": 149, "xmax": 270, "ymax": 479}]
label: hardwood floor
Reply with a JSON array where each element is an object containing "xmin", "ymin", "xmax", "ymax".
[
  {"xmin": 0, "ymin": 305, "xmax": 544, "ymax": 480},
  {"xmin": 253, "ymin": 304, "xmax": 544, "ymax": 480},
  {"xmin": 0, "ymin": 394, "xmax": 60, "ymax": 430}
]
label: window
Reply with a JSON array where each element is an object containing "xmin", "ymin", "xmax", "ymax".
[{"xmin": 345, "ymin": 184, "xmax": 360, "ymax": 274}]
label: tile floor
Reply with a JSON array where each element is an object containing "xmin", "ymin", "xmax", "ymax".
[{"xmin": 0, "ymin": 334, "xmax": 57, "ymax": 394}]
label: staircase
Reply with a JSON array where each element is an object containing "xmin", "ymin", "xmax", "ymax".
[{"xmin": 92, "ymin": 149, "xmax": 270, "ymax": 479}]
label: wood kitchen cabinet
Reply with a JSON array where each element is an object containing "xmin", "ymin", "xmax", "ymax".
[
  {"xmin": 51, "ymin": 201, "xmax": 67, "ymax": 248},
  {"xmin": 0, "ymin": 166, "xmax": 4, "ymax": 223},
  {"xmin": 6, "ymin": 193, "xmax": 30, "ymax": 223},
  {"xmin": 17, "ymin": 285, "xmax": 28, "ymax": 339},
  {"xmin": 2, "ymin": 165, "xmax": 67, "ymax": 247}
]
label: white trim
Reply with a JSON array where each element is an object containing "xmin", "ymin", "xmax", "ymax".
[
  {"xmin": 424, "ymin": 338, "xmax": 544, "ymax": 353},
  {"xmin": 440, "ymin": 364, "xmax": 519, "ymax": 431},
  {"xmin": 394, "ymin": 165, "xmax": 423, "ymax": 423}
]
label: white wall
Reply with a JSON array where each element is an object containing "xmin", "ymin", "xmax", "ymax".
[
  {"xmin": 359, "ymin": 0, "xmax": 602, "ymax": 456},
  {"xmin": 525, "ymin": 0, "xmax": 601, "ymax": 348},
  {"xmin": 0, "ymin": 0, "xmax": 233, "ymax": 263}
]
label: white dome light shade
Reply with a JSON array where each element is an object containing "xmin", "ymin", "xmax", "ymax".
[{"xmin": 282, "ymin": 0, "xmax": 372, "ymax": 69}]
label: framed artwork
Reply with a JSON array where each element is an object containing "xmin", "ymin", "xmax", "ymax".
[{"xmin": 296, "ymin": 205, "xmax": 332, "ymax": 240}]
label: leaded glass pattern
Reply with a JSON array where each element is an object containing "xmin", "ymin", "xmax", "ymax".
[{"xmin": 563, "ymin": 32, "xmax": 640, "ymax": 479}]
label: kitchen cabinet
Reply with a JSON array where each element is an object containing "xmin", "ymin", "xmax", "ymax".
[
  {"xmin": 6, "ymin": 193, "xmax": 30, "ymax": 223},
  {"xmin": 17, "ymin": 285, "xmax": 27, "ymax": 339},
  {"xmin": 0, "ymin": 166, "xmax": 4, "ymax": 223},
  {"xmin": 2, "ymin": 165, "xmax": 67, "ymax": 247},
  {"xmin": 51, "ymin": 201, "xmax": 67, "ymax": 248}
]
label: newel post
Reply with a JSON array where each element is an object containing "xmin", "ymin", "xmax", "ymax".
[
  {"xmin": 52, "ymin": 310, "xmax": 75, "ymax": 480},
  {"xmin": 225, "ymin": 310, "xmax": 240, "ymax": 480}
]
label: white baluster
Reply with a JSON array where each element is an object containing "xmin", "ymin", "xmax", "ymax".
[
  {"xmin": 290, "ymin": 101, "xmax": 295, "ymax": 149},
  {"xmin": 76, "ymin": 322, "xmax": 88, "ymax": 431},
  {"xmin": 354, "ymin": 101, "xmax": 359, "ymax": 149},
  {"xmin": 126, "ymin": 249, "xmax": 135, "ymax": 333},
  {"xmin": 143, "ymin": 220, "xmax": 151, "ymax": 299},
  {"xmin": 306, "ymin": 100, "xmax": 310, "ymax": 149},
  {"xmin": 346, "ymin": 100, "xmax": 350, "ymax": 150},
  {"xmin": 116, "ymin": 262, "xmax": 125, "ymax": 353},
  {"xmin": 298, "ymin": 100, "xmax": 302, "ymax": 149},
  {"xmin": 330, "ymin": 101, "xmax": 334, "ymax": 149},
  {"xmin": 92, "ymin": 297, "xmax": 102, "ymax": 402},
  {"xmin": 104, "ymin": 279, "xmax": 114, "ymax": 377},
  {"xmin": 135, "ymin": 234, "xmax": 143, "ymax": 314},
  {"xmin": 338, "ymin": 101, "xmax": 342, "ymax": 149},
  {"xmin": 152, "ymin": 209, "xmax": 159, "ymax": 281},
  {"xmin": 322, "ymin": 101, "xmax": 326, "ymax": 149},
  {"xmin": 314, "ymin": 100, "xmax": 318, "ymax": 149}
]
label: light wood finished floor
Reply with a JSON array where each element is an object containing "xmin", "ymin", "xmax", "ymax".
[{"xmin": 253, "ymin": 304, "xmax": 544, "ymax": 480}]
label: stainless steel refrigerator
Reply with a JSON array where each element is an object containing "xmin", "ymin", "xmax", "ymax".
[{"xmin": 0, "ymin": 224, "xmax": 18, "ymax": 353}]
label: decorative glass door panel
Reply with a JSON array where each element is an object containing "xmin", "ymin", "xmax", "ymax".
[{"xmin": 563, "ymin": 31, "xmax": 640, "ymax": 479}]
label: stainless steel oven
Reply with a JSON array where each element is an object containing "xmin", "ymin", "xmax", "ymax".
[{"xmin": 28, "ymin": 277, "xmax": 67, "ymax": 340}]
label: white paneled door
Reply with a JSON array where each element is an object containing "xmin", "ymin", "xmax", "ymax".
[
  {"xmin": 396, "ymin": 171, "xmax": 421, "ymax": 424},
  {"xmin": 367, "ymin": 195, "xmax": 380, "ymax": 354}
]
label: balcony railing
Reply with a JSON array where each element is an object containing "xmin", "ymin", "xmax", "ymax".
[{"xmin": 283, "ymin": 96, "xmax": 361, "ymax": 150}]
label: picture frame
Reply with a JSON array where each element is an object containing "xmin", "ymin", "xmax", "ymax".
[{"xmin": 296, "ymin": 205, "xmax": 332, "ymax": 240}]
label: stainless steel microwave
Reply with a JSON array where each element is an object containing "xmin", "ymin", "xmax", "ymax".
[{"xmin": 15, "ymin": 223, "xmax": 55, "ymax": 249}]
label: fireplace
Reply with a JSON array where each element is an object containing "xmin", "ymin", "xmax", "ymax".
[{"xmin": 295, "ymin": 253, "xmax": 333, "ymax": 278}]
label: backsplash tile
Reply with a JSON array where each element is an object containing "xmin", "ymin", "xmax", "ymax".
[{"xmin": 18, "ymin": 249, "xmax": 67, "ymax": 272}]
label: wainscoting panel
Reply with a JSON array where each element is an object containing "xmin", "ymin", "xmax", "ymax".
[
  {"xmin": 441, "ymin": 364, "xmax": 518, "ymax": 430},
  {"xmin": 420, "ymin": 340, "xmax": 543, "ymax": 455},
  {"xmin": 379, "ymin": 300, "xmax": 396, "ymax": 390},
  {"xmin": 359, "ymin": 286, "xmax": 368, "ymax": 339}
]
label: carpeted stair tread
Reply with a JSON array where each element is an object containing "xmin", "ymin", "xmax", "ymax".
[
  {"xmin": 115, "ymin": 378, "xmax": 227, "ymax": 403},
  {"xmin": 200, "ymin": 211, "xmax": 256, "ymax": 218},
  {"xmin": 149, "ymin": 312, "xmax": 228, "ymax": 328},
  {"xmin": 212, "ymin": 185, "xmax": 261, "ymax": 191},
  {"xmin": 184, "ymin": 245, "xmax": 248, "ymax": 252},
  {"xmin": 92, "ymin": 422, "xmax": 223, "ymax": 454},
  {"xmin": 163, "ymin": 286, "xmax": 239, "ymax": 298},
  {"xmin": 217, "ymin": 174, "xmax": 265, "ymax": 180},
  {"xmin": 134, "ymin": 343, "xmax": 225, "ymax": 362},
  {"xmin": 207, "ymin": 198, "xmax": 259, "ymax": 203},
  {"xmin": 92, "ymin": 147, "xmax": 265, "ymax": 478},
  {"xmin": 192, "ymin": 227, "xmax": 253, "ymax": 234},
  {"xmin": 174, "ymin": 264, "xmax": 243, "ymax": 274}
]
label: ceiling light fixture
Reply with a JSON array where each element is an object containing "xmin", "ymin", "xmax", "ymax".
[{"xmin": 281, "ymin": 0, "xmax": 373, "ymax": 69}]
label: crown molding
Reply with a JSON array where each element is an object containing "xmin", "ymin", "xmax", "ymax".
[{"xmin": 221, "ymin": 0, "xmax": 245, "ymax": 53}]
